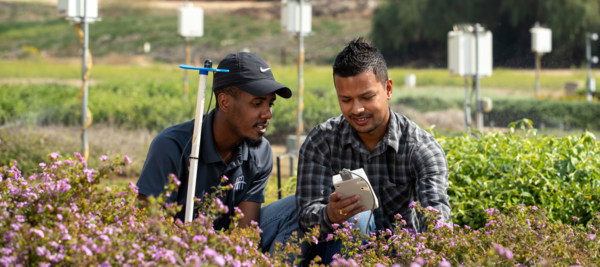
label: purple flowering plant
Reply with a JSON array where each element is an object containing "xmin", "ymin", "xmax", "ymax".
[
  {"xmin": 2, "ymin": 150, "xmax": 600, "ymax": 266},
  {"xmin": 326, "ymin": 201, "xmax": 600, "ymax": 266},
  {"xmin": 0, "ymin": 153, "xmax": 318, "ymax": 266}
]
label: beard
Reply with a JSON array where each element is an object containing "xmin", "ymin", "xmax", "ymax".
[
  {"xmin": 244, "ymin": 136, "xmax": 263, "ymax": 147},
  {"xmin": 228, "ymin": 120, "xmax": 266, "ymax": 148},
  {"xmin": 244, "ymin": 121, "xmax": 267, "ymax": 147}
]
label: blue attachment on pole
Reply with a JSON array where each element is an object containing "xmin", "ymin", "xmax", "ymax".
[{"xmin": 179, "ymin": 64, "xmax": 229, "ymax": 75}]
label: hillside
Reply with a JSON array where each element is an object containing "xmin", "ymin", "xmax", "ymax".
[{"xmin": 0, "ymin": 1, "xmax": 373, "ymax": 64}]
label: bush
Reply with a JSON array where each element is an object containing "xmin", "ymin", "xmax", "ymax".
[
  {"xmin": 439, "ymin": 121, "xmax": 600, "ymax": 228},
  {"xmin": 1, "ymin": 152, "xmax": 600, "ymax": 266},
  {"xmin": 0, "ymin": 153, "xmax": 306, "ymax": 266},
  {"xmin": 329, "ymin": 203, "xmax": 600, "ymax": 266}
]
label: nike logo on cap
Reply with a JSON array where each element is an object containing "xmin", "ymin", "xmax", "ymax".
[{"xmin": 260, "ymin": 67, "xmax": 271, "ymax": 72}]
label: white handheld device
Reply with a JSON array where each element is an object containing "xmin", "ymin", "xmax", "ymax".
[{"xmin": 332, "ymin": 168, "xmax": 379, "ymax": 211}]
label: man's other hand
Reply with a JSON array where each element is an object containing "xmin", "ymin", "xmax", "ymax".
[{"xmin": 326, "ymin": 192, "xmax": 365, "ymax": 224}]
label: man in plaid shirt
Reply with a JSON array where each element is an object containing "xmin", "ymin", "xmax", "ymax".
[{"xmin": 296, "ymin": 38, "xmax": 451, "ymax": 264}]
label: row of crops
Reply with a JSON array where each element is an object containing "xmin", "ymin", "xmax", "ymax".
[{"xmin": 0, "ymin": 81, "xmax": 341, "ymax": 137}]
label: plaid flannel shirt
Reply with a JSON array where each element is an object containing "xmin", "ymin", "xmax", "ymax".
[{"xmin": 296, "ymin": 110, "xmax": 451, "ymax": 237}]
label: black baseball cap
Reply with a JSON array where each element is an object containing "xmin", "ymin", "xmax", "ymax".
[{"xmin": 212, "ymin": 52, "xmax": 292, "ymax": 99}]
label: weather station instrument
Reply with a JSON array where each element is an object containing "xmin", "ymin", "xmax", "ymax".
[
  {"xmin": 57, "ymin": 0, "xmax": 101, "ymax": 160},
  {"xmin": 448, "ymin": 23, "xmax": 493, "ymax": 134}
]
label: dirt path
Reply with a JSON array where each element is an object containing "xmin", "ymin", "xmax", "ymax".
[{"xmin": 0, "ymin": 77, "xmax": 98, "ymax": 87}]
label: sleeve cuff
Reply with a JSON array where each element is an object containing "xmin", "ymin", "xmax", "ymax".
[
  {"xmin": 240, "ymin": 195, "xmax": 264, "ymax": 204},
  {"xmin": 319, "ymin": 205, "xmax": 335, "ymax": 240},
  {"xmin": 137, "ymin": 186, "xmax": 159, "ymax": 198}
]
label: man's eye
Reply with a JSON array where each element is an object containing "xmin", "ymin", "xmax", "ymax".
[
  {"xmin": 341, "ymin": 99, "xmax": 351, "ymax": 103},
  {"xmin": 365, "ymin": 95, "xmax": 375, "ymax": 100},
  {"xmin": 254, "ymin": 102, "xmax": 262, "ymax": 106},
  {"xmin": 269, "ymin": 102, "xmax": 275, "ymax": 107}
]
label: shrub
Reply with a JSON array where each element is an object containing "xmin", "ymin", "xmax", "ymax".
[
  {"xmin": 0, "ymin": 154, "xmax": 305, "ymax": 266},
  {"xmin": 1, "ymin": 152, "xmax": 600, "ymax": 266},
  {"xmin": 439, "ymin": 121, "xmax": 600, "ymax": 228},
  {"xmin": 328, "ymin": 202, "xmax": 600, "ymax": 266}
]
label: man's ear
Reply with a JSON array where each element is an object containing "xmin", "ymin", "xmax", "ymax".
[
  {"xmin": 385, "ymin": 78, "xmax": 393, "ymax": 100},
  {"xmin": 217, "ymin": 93, "xmax": 232, "ymax": 113}
]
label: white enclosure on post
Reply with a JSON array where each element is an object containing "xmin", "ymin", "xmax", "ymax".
[
  {"xmin": 448, "ymin": 28, "xmax": 493, "ymax": 77},
  {"xmin": 58, "ymin": 0, "xmax": 99, "ymax": 20},
  {"xmin": 531, "ymin": 26, "xmax": 552, "ymax": 54},
  {"xmin": 286, "ymin": 1, "xmax": 312, "ymax": 35},
  {"xmin": 281, "ymin": 0, "xmax": 288, "ymax": 30},
  {"xmin": 448, "ymin": 23, "xmax": 493, "ymax": 134},
  {"xmin": 178, "ymin": 4, "xmax": 204, "ymax": 38},
  {"xmin": 57, "ymin": 0, "xmax": 68, "ymax": 18}
]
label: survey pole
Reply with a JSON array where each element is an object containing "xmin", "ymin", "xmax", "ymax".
[
  {"xmin": 295, "ymin": 0, "xmax": 305, "ymax": 149},
  {"xmin": 179, "ymin": 62, "xmax": 229, "ymax": 223},
  {"xmin": 81, "ymin": 2, "xmax": 89, "ymax": 159}
]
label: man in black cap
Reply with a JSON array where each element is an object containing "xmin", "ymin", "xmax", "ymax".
[{"xmin": 136, "ymin": 52, "xmax": 298, "ymax": 253}]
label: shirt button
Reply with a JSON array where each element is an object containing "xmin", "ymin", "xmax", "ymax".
[{"xmin": 368, "ymin": 158, "xmax": 372, "ymax": 163}]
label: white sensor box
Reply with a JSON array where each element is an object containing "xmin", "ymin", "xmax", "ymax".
[
  {"xmin": 286, "ymin": 1, "xmax": 311, "ymax": 35},
  {"xmin": 448, "ymin": 30, "xmax": 493, "ymax": 77},
  {"xmin": 531, "ymin": 27, "xmax": 552, "ymax": 54},
  {"xmin": 178, "ymin": 5, "xmax": 204, "ymax": 38}
]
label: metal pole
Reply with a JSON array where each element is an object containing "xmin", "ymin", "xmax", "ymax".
[
  {"xmin": 289, "ymin": 155, "xmax": 294, "ymax": 177},
  {"xmin": 475, "ymin": 24, "xmax": 483, "ymax": 132},
  {"xmin": 464, "ymin": 77, "xmax": 470, "ymax": 134},
  {"xmin": 535, "ymin": 53, "xmax": 541, "ymax": 99},
  {"xmin": 81, "ymin": 1, "xmax": 89, "ymax": 158},
  {"xmin": 184, "ymin": 40, "xmax": 191, "ymax": 98},
  {"xmin": 586, "ymin": 34, "xmax": 593, "ymax": 102},
  {"xmin": 295, "ymin": 0, "xmax": 305, "ymax": 150},
  {"xmin": 277, "ymin": 156, "xmax": 282, "ymax": 200}
]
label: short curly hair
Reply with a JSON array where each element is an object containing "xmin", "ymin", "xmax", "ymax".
[
  {"xmin": 332, "ymin": 37, "xmax": 388, "ymax": 86},
  {"xmin": 213, "ymin": 86, "xmax": 241, "ymax": 110}
]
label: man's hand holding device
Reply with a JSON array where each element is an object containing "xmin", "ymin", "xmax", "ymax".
[
  {"xmin": 326, "ymin": 193, "xmax": 365, "ymax": 224},
  {"xmin": 326, "ymin": 168, "xmax": 378, "ymax": 225}
]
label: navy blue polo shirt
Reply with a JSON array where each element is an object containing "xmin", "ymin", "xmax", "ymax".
[{"xmin": 137, "ymin": 109, "xmax": 273, "ymax": 230}]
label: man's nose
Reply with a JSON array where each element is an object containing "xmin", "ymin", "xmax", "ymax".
[
  {"xmin": 260, "ymin": 106, "xmax": 273, "ymax": 120},
  {"xmin": 352, "ymin": 100, "xmax": 365, "ymax": 115}
]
